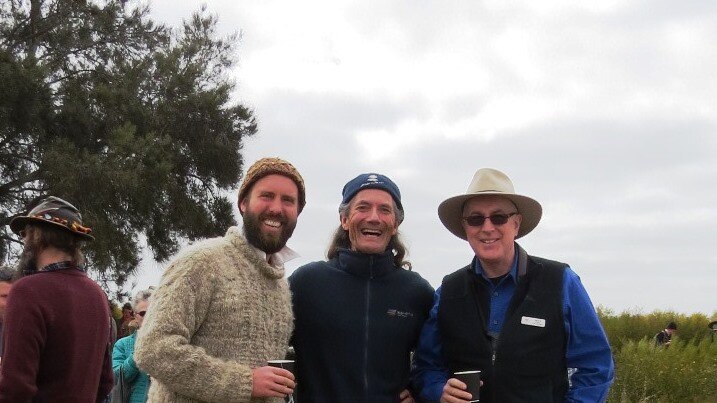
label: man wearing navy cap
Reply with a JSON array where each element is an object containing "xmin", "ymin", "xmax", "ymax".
[
  {"xmin": 289, "ymin": 173, "xmax": 435, "ymax": 403},
  {"xmin": 0, "ymin": 196, "xmax": 113, "ymax": 402}
]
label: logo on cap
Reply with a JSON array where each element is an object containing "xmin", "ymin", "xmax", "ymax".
[{"xmin": 361, "ymin": 174, "xmax": 385, "ymax": 188}]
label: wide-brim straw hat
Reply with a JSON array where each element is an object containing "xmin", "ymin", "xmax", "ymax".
[{"xmin": 438, "ymin": 168, "xmax": 542, "ymax": 240}]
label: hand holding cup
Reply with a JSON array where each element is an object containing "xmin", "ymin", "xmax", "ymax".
[
  {"xmin": 267, "ymin": 359, "xmax": 296, "ymax": 402},
  {"xmin": 441, "ymin": 370, "xmax": 481, "ymax": 403},
  {"xmin": 251, "ymin": 362, "xmax": 295, "ymax": 398}
]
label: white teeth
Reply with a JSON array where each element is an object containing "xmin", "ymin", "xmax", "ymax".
[
  {"xmin": 264, "ymin": 220, "xmax": 281, "ymax": 228},
  {"xmin": 481, "ymin": 239, "xmax": 497, "ymax": 244},
  {"xmin": 361, "ymin": 229, "xmax": 382, "ymax": 236}
]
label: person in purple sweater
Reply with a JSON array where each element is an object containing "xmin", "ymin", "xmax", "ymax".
[{"xmin": 0, "ymin": 196, "xmax": 113, "ymax": 403}]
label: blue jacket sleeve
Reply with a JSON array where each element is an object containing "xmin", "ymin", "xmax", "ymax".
[
  {"xmin": 562, "ymin": 267, "xmax": 615, "ymax": 402},
  {"xmin": 410, "ymin": 287, "xmax": 449, "ymax": 402},
  {"xmin": 112, "ymin": 334, "xmax": 141, "ymax": 383}
]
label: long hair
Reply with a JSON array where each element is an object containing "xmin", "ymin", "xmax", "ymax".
[
  {"xmin": 25, "ymin": 224, "xmax": 85, "ymax": 265},
  {"xmin": 326, "ymin": 201, "xmax": 411, "ymax": 270}
]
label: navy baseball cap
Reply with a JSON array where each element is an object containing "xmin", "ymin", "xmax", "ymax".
[{"xmin": 341, "ymin": 173, "xmax": 402, "ymax": 211}]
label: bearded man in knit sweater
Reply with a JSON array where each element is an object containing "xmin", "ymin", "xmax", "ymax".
[
  {"xmin": 135, "ymin": 157, "xmax": 304, "ymax": 403},
  {"xmin": 0, "ymin": 196, "xmax": 113, "ymax": 402}
]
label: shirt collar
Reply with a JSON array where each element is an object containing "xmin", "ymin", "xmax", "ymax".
[
  {"xmin": 473, "ymin": 250, "xmax": 519, "ymax": 284},
  {"xmin": 247, "ymin": 243, "xmax": 299, "ymax": 269}
]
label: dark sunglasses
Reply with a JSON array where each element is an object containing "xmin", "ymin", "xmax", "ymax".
[
  {"xmin": 137, "ymin": 311, "xmax": 147, "ymax": 317},
  {"xmin": 463, "ymin": 212, "xmax": 518, "ymax": 227}
]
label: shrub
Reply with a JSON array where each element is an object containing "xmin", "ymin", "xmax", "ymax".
[
  {"xmin": 601, "ymin": 309, "xmax": 717, "ymax": 402},
  {"xmin": 598, "ymin": 308, "xmax": 713, "ymax": 351}
]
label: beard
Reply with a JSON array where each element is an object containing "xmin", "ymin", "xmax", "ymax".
[
  {"xmin": 17, "ymin": 238, "xmax": 39, "ymax": 277},
  {"xmin": 243, "ymin": 209, "xmax": 297, "ymax": 254}
]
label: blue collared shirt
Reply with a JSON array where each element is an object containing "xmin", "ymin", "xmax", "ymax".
[
  {"xmin": 483, "ymin": 253, "xmax": 520, "ymax": 336},
  {"xmin": 411, "ymin": 254, "xmax": 614, "ymax": 402}
]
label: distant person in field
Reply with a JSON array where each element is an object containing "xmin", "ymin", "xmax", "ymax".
[
  {"xmin": 411, "ymin": 168, "xmax": 615, "ymax": 403},
  {"xmin": 655, "ymin": 321, "xmax": 677, "ymax": 347},
  {"xmin": 289, "ymin": 173, "xmax": 434, "ymax": 402}
]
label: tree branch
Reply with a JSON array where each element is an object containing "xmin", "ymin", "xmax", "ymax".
[{"xmin": 0, "ymin": 170, "xmax": 43, "ymax": 196}]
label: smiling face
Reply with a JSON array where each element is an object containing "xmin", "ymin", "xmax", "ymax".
[
  {"xmin": 462, "ymin": 195, "xmax": 522, "ymax": 276},
  {"xmin": 341, "ymin": 189, "xmax": 399, "ymax": 255},
  {"xmin": 240, "ymin": 174, "xmax": 300, "ymax": 254}
]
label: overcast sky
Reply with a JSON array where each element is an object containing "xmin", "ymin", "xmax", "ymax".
[{"xmin": 136, "ymin": 0, "xmax": 717, "ymax": 315}]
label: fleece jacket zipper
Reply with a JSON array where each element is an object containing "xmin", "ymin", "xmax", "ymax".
[{"xmin": 363, "ymin": 255, "xmax": 374, "ymax": 401}]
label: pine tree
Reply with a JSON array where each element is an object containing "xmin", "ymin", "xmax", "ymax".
[{"xmin": 1, "ymin": 0, "xmax": 256, "ymax": 292}]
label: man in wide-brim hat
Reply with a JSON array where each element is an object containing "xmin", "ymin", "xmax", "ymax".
[
  {"xmin": 411, "ymin": 168, "xmax": 615, "ymax": 403},
  {"xmin": 0, "ymin": 196, "xmax": 113, "ymax": 401}
]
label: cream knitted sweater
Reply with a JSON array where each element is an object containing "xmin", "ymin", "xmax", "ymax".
[{"xmin": 135, "ymin": 227, "xmax": 293, "ymax": 403}]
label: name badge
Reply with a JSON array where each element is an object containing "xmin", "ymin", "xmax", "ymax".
[{"xmin": 521, "ymin": 316, "xmax": 546, "ymax": 328}]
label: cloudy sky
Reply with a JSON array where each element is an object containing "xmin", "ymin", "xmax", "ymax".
[{"xmin": 136, "ymin": 0, "xmax": 717, "ymax": 315}]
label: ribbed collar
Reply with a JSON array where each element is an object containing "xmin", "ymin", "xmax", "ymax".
[{"xmin": 335, "ymin": 248, "xmax": 396, "ymax": 279}]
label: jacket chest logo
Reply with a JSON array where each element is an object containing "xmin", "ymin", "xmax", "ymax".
[{"xmin": 387, "ymin": 309, "xmax": 414, "ymax": 318}]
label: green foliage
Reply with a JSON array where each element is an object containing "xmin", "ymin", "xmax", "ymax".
[
  {"xmin": 0, "ymin": 0, "xmax": 256, "ymax": 295},
  {"xmin": 599, "ymin": 309, "xmax": 717, "ymax": 402},
  {"xmin": 608, "ymin": 338, "xmax": 717, "ymax": 402},
  {"xmin": 598, "ymin": 308, "xmax": 713, "ymax": 350}
]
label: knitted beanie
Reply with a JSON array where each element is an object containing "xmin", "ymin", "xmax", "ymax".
[{"xmin": 238, "ymin": 157, "xmax": 306, "ymax": 212}]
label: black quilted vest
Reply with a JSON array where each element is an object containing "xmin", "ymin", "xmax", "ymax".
[{"xmin": 438, "ymin": 246, "xmax": 569, "ymax": 403}]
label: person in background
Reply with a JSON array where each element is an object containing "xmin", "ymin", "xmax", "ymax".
[
  {"xmin": 0, "ymin": 196, "xmax": 113, "ymax": 402},
  {"xmin": 135, "ymin": 157, "xmax": 305, "ymax": 403},
  {"xmin": 411, "ymin": 168, "xmax": 614, "ymax": 403},
  {"xmin": 113, "ymin": 289, "xmax": 154, "ymax": 403},
  {"xmin": 289, "ymin": 173, "xmax": 434, "ymax": 402},
  {"xmin": 117, "ymin": 302, "xmax": 135, "ymax": 339},
  {"xmin": 655, "ymin": 322, "xmax": 677, "ymax": 347},
  {"xmin": 108, "ymin": 300, "xmax": 119, "ymax": 347},
  {"xmin": 0, "ymin": 265, "xmax": 14, "ymax": 359}
]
